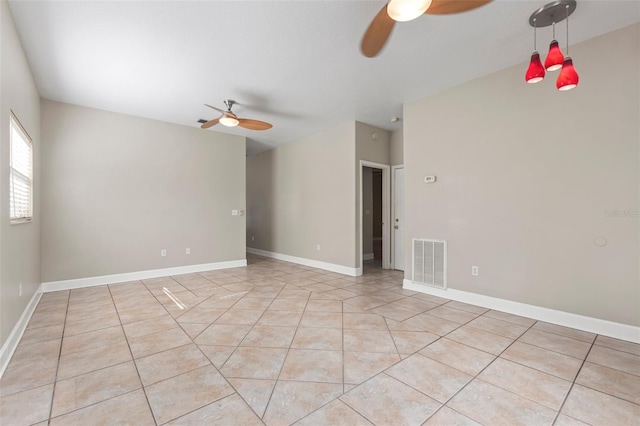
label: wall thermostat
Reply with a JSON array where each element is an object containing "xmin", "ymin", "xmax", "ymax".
[{"xmin": 424, "ymin": 176, "xmax": 437, "ymax": 183}]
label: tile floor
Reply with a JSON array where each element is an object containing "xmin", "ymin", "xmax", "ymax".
[{"xmin": 1, "ymin": 254, "xmax": 639, "ymax": 425}]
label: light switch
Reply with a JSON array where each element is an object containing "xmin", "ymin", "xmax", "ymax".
[
  {"xmin": 424, "ymin": 176, "xmax": 437, "ymax": 183},
  {"xmin": 232, "ymin": 209, "xmax": 239, "ymax": 216}
]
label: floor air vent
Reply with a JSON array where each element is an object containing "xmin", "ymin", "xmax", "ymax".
[{"xmin": 412, "ymin": 238, "xmax": 447, "ymax": 289}]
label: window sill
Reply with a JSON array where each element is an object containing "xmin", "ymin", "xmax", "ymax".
[{"xmin": 10, "ymin": 218, "xmax": 33, "ymax": 226}]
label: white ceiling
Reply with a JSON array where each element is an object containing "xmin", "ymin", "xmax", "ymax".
[{"xmin": 8, "ymin": 0, "xmax": 640, "ymax": 155}]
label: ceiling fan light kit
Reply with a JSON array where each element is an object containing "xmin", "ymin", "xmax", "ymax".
[
  {"xmin": 387, "ymin": 0, "xmax": 433, "ymax": 22},
  {"xmin": 525, "ymin": 0, "xmax": 579, "ymax": 91},
  {"xmin": 219, "ymin": 115, "xmax": 239, "ymax": 127},
  {"xmin": 200, "ymin": 99, "xmax": 273, "ymax": 131},
  {"xmin": 360, "ymin": 0, "xmax": 492, "ymax": 58}
]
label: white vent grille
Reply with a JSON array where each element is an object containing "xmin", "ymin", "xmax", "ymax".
[{"xmin": 412, "ymin": 238, "xmax": 447, "ymax": 289}]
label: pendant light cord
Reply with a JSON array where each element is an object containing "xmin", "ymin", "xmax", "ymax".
[
  {"xmin": 565, "ymin": 5, "xmax": 570, "ymax": 55},
  {"xmin": 533, "ymin": 18, "xmax": 537, "ymax": 51}
]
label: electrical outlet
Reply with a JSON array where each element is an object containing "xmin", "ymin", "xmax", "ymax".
[
  {"xmin": 251, "ymin": 236, "xmax": 255, "ymax": 241},
  {"xmin": 186, "ymin": 248, "xmax": 190, "ymax": 255},
  {"xmin": 471, "ymin": 266, "xmax": 479, "ymax": 276},
  {"xmin": 19, "ymin": 283, "xmax": 22, "ymax": 297},
  {"xmin": 161, "ymin": 249, "xmax": 167, "ymax": 257},
  {"xmin": 316, "ymin": 244, "xmax": 321, "ymax": 251}
]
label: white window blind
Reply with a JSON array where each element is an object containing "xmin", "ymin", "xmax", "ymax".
[{"xmin": 10, "ymin": 114, "xmax": 33, "ymax": 222}]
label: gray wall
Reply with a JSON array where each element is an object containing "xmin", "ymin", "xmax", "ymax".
[
  {"xmin": 390, "ymin": 128, "xmax": 403, "ymax": 166},
  {"xmin": 0, "ymin": 0, "xmax": 41, "ymax": 347},
  {"xmin": 404, "ymin": 24, "xmax": 639, "ymax": 326},
  {"xmin": 247, "ymin": 122, "xmax": 357, "ymax": 268},
  {"xmin": 41, "ymin": 100, "xmax": 247, "ymax": 282}
]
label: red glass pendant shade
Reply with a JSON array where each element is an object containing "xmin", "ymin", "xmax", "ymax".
[
  {"xmin": 556, "ymin": 57, "xmax": 579, "ymax": 91},
  {"xmin": 544, "ymin": 40, "xmax": 564, "ymax": 71},
  {"xmin": 525, "ymin": 52, "xmax": 545, "ymax": 83}
]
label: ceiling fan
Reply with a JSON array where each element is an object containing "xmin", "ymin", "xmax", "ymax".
[
  {"xmin": 201, "ymin": 100, "xmax": 273, "ymax": 131},
  {"xmin": 361, "ymin": 0, "xmax": 493, "ymax": 58}
]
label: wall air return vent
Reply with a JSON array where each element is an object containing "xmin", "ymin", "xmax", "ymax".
[{"xmin": 412, "ymin": 238, "xmax": 447, "ymax": 289}]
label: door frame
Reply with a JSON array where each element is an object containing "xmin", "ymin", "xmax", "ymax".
[
  {"xmin": 359, "ymin": 160, "xmax": 391, "ymax": 272},
  {"xmin": 391, "ymin": 165, "xmax": 404, "ymax": 270}
]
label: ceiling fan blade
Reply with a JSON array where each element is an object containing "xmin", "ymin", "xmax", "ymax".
[
  {"xmin": 205, "ymin": 103, "xmax": 227, "ymax": 114},
  {"xmin": 425, "ymin": 0, "xmax": 492, "ymax": 15},
  {"xmin": 201, "ymin": 118, "xmax": 220, "ymax": 129},
  {"xmin": 237, "ymin": 118, "xmax": 273, "ymax": 131},
  {"xmin": 361, "ymin": 4, "xmax": 396, "ymax": 58}
]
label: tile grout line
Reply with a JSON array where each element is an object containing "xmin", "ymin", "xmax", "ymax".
[
  {"xmin": 495, "ymin": 348, "xmax": 579, "ymax": 383},
  {"xmin": 513, "ymin": 334, "xmax": 595, "ymax": 361},
  {"xmin": 285, "ymin": 293, "xmax": 351, "ymax": 424},
  {"xmin": 255, "ymin": 284, "xmax": 312, "ymax": 421},
  {"xmin": 558, "ymin": 334, "xmax": 640, "ymax": 421},
  {"xmin": 382, "ymin": 314, "xmax": 404, "ymax": 360},
  {"xmin": 528, "ymin": 326, "xmax": 597, "ymax": 344},
  {"xmin": 142, "ymin": 273, "xmax": 243, "ymax": 345},
  {"xmin": 45, "ymin": 289, "xmax": 71, "ymax": 423},
  {"xmin": 589, "ymin": 340, "xmax": 640, "ymax": 358},
  {"xmin": 107, "ymin": 284, "xmax": 159, "ymax": 426},
  {"xmin": 297, "ymin": 272, "xmax": 404, "ymax": 425},
  {"xmin": 445, "ymin": 317, "xmax": 609, "ymax": 419},
  {"xmin": 201, "ymin": 274, "xmax": 301, "ymax": 419},
  {"xmin": 44, "ymin": 289, "xmax": 148, "ymax": 422},
  {"xmin": 217, "ymin": 277, "xmax": 290, "ymax": 372},
  {"xmin": 551, "ymin": 336, "xmax": 597, "ymax": 425},
  {"xmin": 357, "ymin": 331, "xmax": 453, "ymax": 422},
  {"xmin": 415, "ymin": 317, "xmax": 542, "ymax": 424},
  {"xmin": 126, "ymin": 268, "xmax": 295, "ymax": 424}
]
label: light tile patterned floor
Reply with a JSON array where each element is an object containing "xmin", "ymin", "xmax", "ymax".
[{"xmin": 1, "ymin": 254, "xmax": 639, "ymax": 425}]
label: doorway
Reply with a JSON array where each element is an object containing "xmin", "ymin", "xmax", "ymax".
[
  {"xmin": 362, "ymin": 167, "xmax": 383, "ymax": 267},
  {"xmin": 359, "ymin": 161, "xmax": 390, "ymax": 274}
]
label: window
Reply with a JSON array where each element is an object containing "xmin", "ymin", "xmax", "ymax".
[{"xmin": 9, "ymin": 113, "xmax": 33, "ymax": 223}]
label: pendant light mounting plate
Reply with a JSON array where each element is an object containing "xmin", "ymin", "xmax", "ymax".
[{"xmin": 529, "ymin": 0, "xmax": 576, "ymax": 27}]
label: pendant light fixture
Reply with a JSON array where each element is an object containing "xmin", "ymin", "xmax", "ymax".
[
  {"xmin": 544, "ymin": 23, "xmax": 564, "ymax": 71},
  {"xmin": 556, "ymin": 4, "xmax": 579, "ymax": 90},
  {"xmin": 557, "ymin": 57, "xmax": 579, "ymax": 90},
  {"xmin": 525, "ymin": 18, "xmax": 545, "ymax": 83},
  {"xmin": 526, "ymin": 0, "xmax": 579, "ymax": 91}
]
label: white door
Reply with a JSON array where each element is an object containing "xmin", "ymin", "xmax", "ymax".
[{"xmin": 393, "ymin": 167, "xmax": 405, "ymax": 271}]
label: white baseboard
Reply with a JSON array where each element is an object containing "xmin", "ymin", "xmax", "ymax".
[
  {"xmin": 363, "ymin": 253, "xmax": 375, "ymax": 261},
  {"xmin": 403, "ymin": 279, "xmax": 640, "ymax": 344},
  {"xmin": 42, "ymin": 260, "xmax": 248, "ymax": 292},
  {"xmin": 0, "ymin": 284, "xmax": 43, "ymax": 378},
  {"xmin": 247, "ymin": 247, "xmax": 361, "ymax": 277}
]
